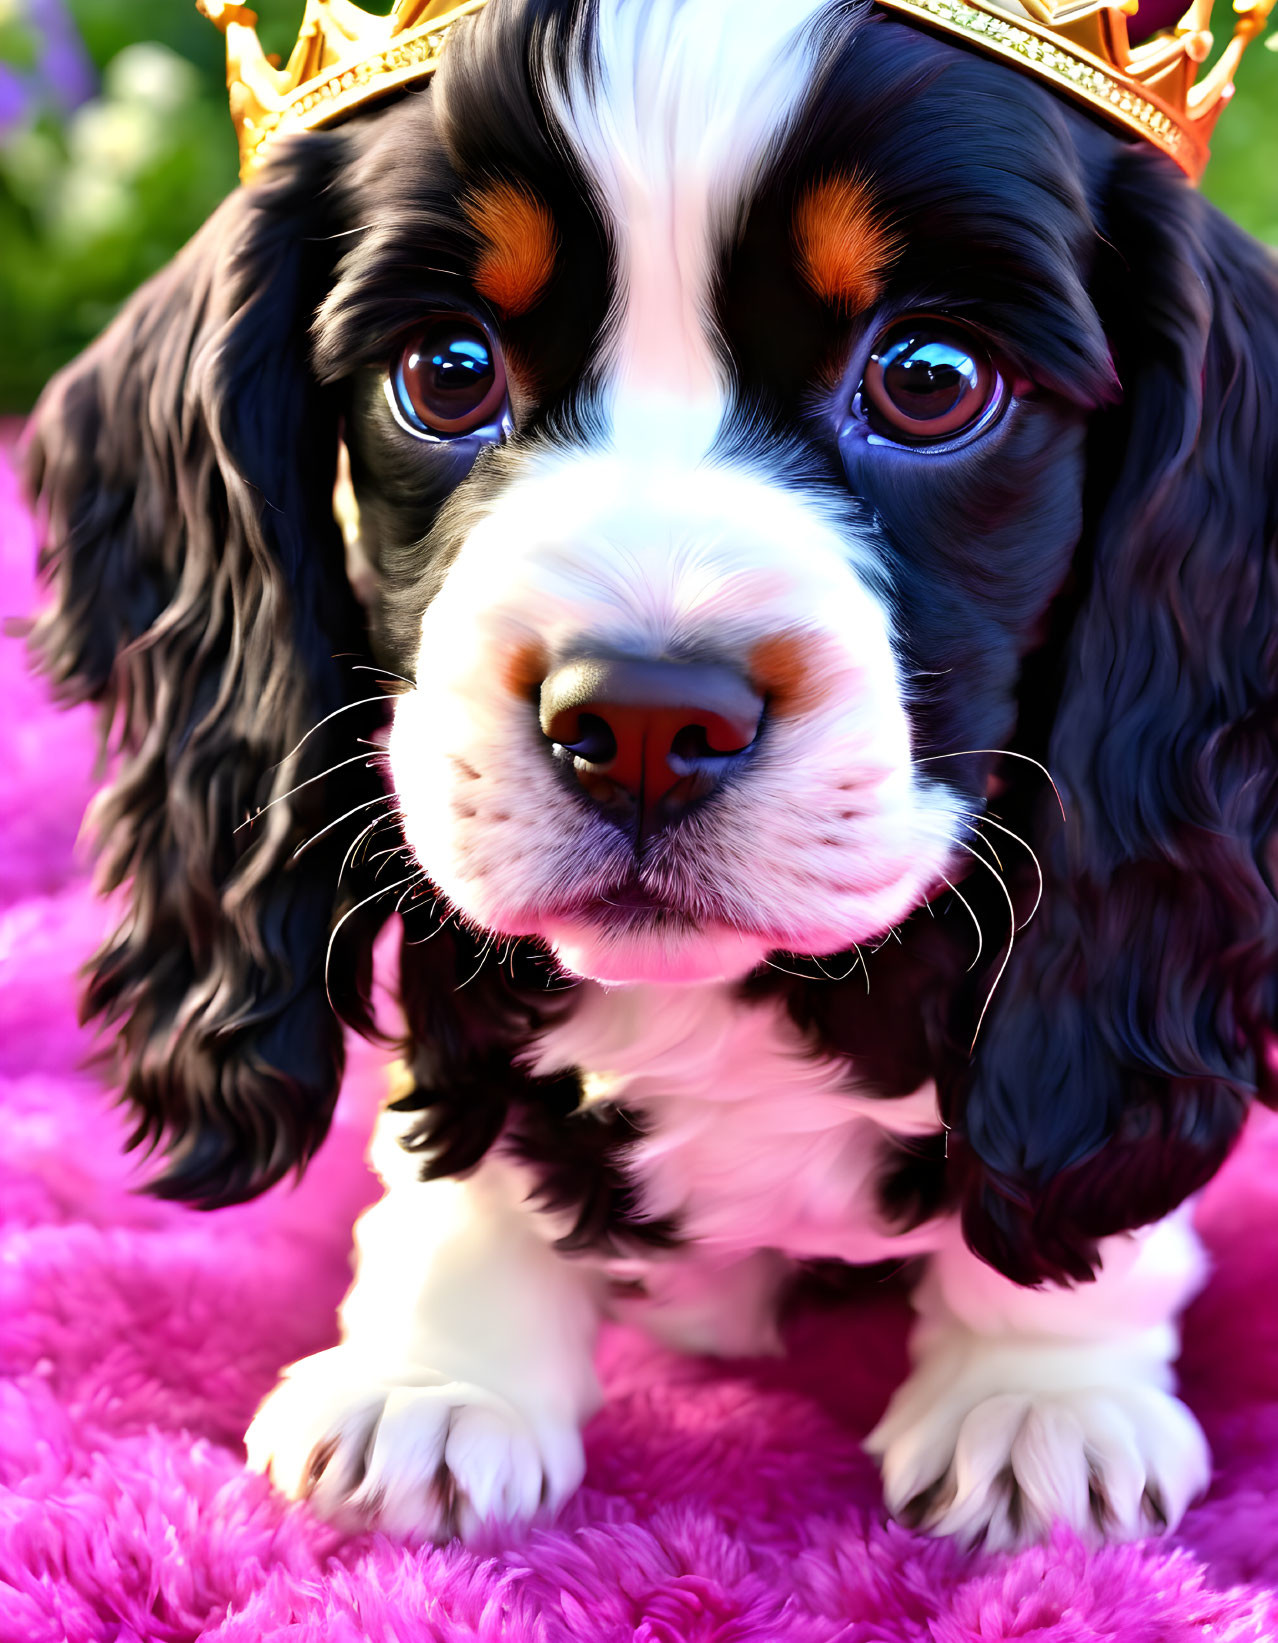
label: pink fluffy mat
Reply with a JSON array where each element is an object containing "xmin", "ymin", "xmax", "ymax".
[{"xmin": 4, "ymin": 439, "xmax": 1278, "ymax": 1641}]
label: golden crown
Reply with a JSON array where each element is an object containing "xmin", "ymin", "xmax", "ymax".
[{"xmin": 201, "ymin": 0, "xmax": 1272, "ymax": 185}]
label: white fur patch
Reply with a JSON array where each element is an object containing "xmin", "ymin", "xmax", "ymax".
[
  {"xmin": 530, "ymin": 980, "xmax": 946, "ymax": 1262},
  {"xmin": 543, "ymin": 0, "xmax": 835, "ymax": 443}
]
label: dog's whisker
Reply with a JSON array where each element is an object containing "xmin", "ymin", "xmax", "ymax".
[
  {"xmin": 959, "ymin": 815, "xmax": 1003, "ymax": 874},
  {"xmin": 457, "ymin": 928, "xmax": 499, "ymax": 991},
  {"xmin": 763, "ymin": 954, "xmax": 821, "ymax": 982},
  {"xmin": 335, "ymin": 816, "xmax": 409, "ymax": 921},
  {"xmin": 953, "ymin": 839, "xmax": 1017, "ymax": 1048},
  {"xmin": 336, "ymin": 815, "xmax": 386, "ymax": 892},
  {"xmin": 278, "ymin": 694, "xmax": 398, "ymax": 767},
  {"xmin": 765, "ymin": 947, "xmax": 866, "ymax": 985},
  {"xmin": 394, "ymin": 873, "xmax": 431, "ymax": 915},
  {"xmin": 521, "ymin": 945, "xmax": 577, "ymax": 991},
  {"xmin": 939, "ymin": 872, "xmax": 984, "ymax": 974},
  {"xmin": 352, "ymin": 815, "xmax": 406, "ymax": 879},
  {"xmin": 294, "ymin": 794, "xmax": 398, "ymax": 861},
  {"xmin": 351, "ymin": 664, "xmax": 418, "ymax": 689},
  {"xmin": 976, "ymin": 814, "xmax": 1046, "ymax": 930},
  {"xmin": 810, "ymin": 950, "xmax": 863, "ymax": 983},
  {"xmin": 916, "ymin": 748, "xmax": 1066, "ymax": 822},
  {"xmin": 324, "ymin": 869, "xmax": 423, "ymax": 1014},
  {"xmin": 402, "ymin": 901, "xmax": 458, "ymax": 949},
  {"xmin": 236, "ymin": 750, "xmax": 389, "ymax": 835}
]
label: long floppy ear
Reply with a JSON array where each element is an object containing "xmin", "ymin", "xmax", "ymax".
[
  {"xmin": 26, "ymin": 139, "xmax": 391, "ymax": 1206},
  {"xmin": 950, "ymin": 150, "xmax": 1278, "ymax": 1286}
]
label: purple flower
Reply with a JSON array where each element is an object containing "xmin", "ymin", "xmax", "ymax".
[
  {"xmin": 0, "ymin": 64, "xmax": 31, "ymax": 139},
  {"xmin": 2, "ymin": 0, "xmax": 96, "ymax": 134}
]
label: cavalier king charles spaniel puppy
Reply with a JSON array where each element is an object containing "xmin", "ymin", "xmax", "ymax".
[{"xmin": 25, "ymin": 0, "xmax": 1278, "ymax": 1552}]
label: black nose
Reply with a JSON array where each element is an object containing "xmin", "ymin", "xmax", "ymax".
[{"xmin": 539, "ymin": 656, "xmax": 764, "ymax": 838}]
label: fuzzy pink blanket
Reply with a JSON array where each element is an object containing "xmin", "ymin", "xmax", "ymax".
[{"xmin": 3, "ymin": 440, "xmax": 1278, "ymax": 1641}]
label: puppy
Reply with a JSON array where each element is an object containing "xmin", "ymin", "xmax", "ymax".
[{"xmin": 25, "ymin": 0, "xmax": 1278, "ymax": 1550}]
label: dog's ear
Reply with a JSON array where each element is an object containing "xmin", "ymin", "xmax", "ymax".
[
  {"xmin": 26, "ymin": 140, "xmax": 392, "ymax": 1207},
  {"xmin": 951, "ymin": 151, "xmax": 1278, "ymax": 1285}
]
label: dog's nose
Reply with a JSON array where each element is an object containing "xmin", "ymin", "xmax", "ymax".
[{"xmin": 539, "ymin": 657, "xmax": 764, "ymax": 837}]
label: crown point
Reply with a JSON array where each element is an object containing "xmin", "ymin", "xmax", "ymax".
[
  {"xmin": 1186, "ymin": 26, "xmax": 1214, "ymax": 54},
  {"xmin": 196, "ymin": 0, "xmax": 259, "ymax": 30}
]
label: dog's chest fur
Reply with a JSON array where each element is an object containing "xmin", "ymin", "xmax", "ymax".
[{"xmin": 529, "ymin": 982, "xmax": 945, "ymax": 1263}]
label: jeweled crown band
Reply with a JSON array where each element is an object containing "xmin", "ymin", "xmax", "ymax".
[
  {"xmin": 253, "ymin": 4, "xmax": 486, "ymax": 168},
  {"xmin": 874, "ymin": 0, "xmax": 1198, "ymax": 174},
  {"xmin": 201, "ymin": 0, "xmax": 1273, "ymax": 186}
]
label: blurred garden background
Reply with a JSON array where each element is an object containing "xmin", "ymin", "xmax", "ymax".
[{"xmin": 0, "ymin": 0, "xmax": 1276, "ymax": 416}]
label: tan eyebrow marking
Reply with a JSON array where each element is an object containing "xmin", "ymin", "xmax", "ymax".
[
  {"xmin": 793, "ymin": 175, "xmax": 899, "ymax": 313},
  {"xmin": 464, "ymin": 182, "xmax": 558, "ymax": 318}
]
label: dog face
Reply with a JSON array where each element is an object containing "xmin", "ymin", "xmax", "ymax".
[
  {"xmin": 27, "ymin": 0, "xmax": 1278, "ymax": 1283},
  {"xmin": 328, "ymin": 0, "xmax": 1110, "ymax": 986}
]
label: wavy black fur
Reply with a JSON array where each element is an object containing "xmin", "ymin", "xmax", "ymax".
[
  {"xmin": 25, "ymin": 139, "xmax": 398, "ymax": 1205},
  {"xmin": 946, "ymin": 157, "xmax": 1278, "ymax": 1284}
]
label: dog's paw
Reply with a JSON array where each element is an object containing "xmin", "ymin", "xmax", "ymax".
[
  {"xmin": 865, "ymin": 1336, "xmax": 1210, "ymax": 1550},
  {"xmin": 244, "ymin": 1347, "xmax": 585, "ymax": 1543}
]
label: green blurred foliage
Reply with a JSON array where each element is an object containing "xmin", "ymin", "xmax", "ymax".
[
  {"xmin": 1202, "ymin": 38, "xmax": 1278, "ymax": 244},
  {"xmin": 0, "ymin": 0, "xmax": 297, "ymax": 413},
  {"xmin": 0, "ymin": 52, "xmax": 235, "ymax": 411},
  {"xmin": 0, "ymin": 15, "xmax": 39, "ymax": 73},
  {"xmin": 0, "ymin": 0, "xmax": 1275, "ymax": 415}
]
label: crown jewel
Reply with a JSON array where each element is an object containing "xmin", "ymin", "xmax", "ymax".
[{"xmin": 201, "ymin": 0, "xmax": 1272, "ymax": 184}]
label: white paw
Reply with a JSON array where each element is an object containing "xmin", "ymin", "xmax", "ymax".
[
  {"xmin": 865, "ymin": 1334, "xmax": 1211, "ymax": 1550},
  {"xmin": 244, "ymin": 1347, "xmax": 585, "ymax": 1543}
]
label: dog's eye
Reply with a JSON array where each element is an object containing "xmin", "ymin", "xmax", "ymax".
[
  {"xmin": 390, "ymin": 315, "xmax": 508, "ymax": 438},
  {"xmin": 859, "ymin": 322, "xmax": 1001, "ymax": 446}
]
